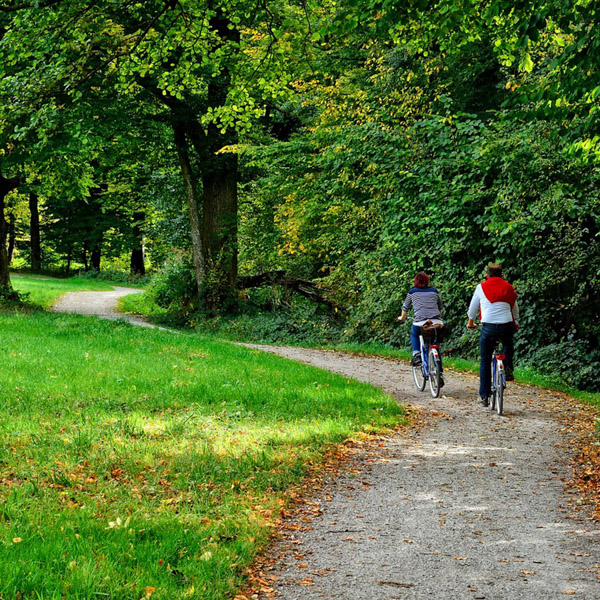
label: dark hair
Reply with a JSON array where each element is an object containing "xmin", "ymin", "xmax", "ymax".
[
  {"xmin": 487, "ymin": 263, "xmax": 503, "ymax": 278},
  {"xmin": 414, "ymin": 271, "xmax": 430, "ymax": 288}
]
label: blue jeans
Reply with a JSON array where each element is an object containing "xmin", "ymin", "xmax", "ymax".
[
  {"xmin": 479, "ymin": 323, "xmax": 514, "ymax": 398},
  {"xmin": 411, "ymin": 325, "xmax": 443, "ymax": 371}
]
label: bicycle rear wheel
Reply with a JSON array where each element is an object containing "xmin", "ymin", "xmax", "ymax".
[
  {"xmin": 412, "ymin": 362, "xmax": 426, "ymax": 391},
  {"xmin": 489, "ymin": 361, "xmax": 496, "ymax": 411},
  {"xmin": 496, "ymin": 364, "xmax": 504, "ymax": 415},
  {"xmin": 428, "ymin": 349, "xmax": 441, "ymax": 398}
]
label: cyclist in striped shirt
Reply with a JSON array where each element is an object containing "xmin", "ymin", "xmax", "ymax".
[{"xmin": 398, "ymin": 272, "xmax": 444, "ymax": 372}]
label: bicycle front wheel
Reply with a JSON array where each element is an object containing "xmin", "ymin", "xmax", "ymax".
[
  {"xmin": 428, "ymin": 349, "xmax": 441, "ymax": 398},
  {"xmin": 496, "ymin": 365, "xmax": 504, "ymax": 415},
  {"xmin": 412, "ymin": 362, "xmax": 426, "ymax": 391}
]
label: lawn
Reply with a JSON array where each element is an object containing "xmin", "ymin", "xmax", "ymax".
[
  {"xmin": 11, "ymin": 275, "xmax": 116, "ymax": 308},
  {"xmin": 0, "ymin": 309, "xmax": 404, "ymax": 599}
]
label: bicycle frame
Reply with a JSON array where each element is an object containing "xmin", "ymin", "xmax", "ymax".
[{"xmin": 418, "ymin": 334, "xmax": 440, "ymax": 377}]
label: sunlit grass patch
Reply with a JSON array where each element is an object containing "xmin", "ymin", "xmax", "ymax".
[{"xmin": 0, "ymin": 311, "xmax": 404, "ymax": 599}]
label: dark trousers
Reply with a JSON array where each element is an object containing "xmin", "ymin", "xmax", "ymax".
[
  {"xmin": 411, "ymin": 325, "xmax": 443, "ymax": 371},
  {"xmin": 479, "ymin": 323, "xmax": 514, "ymax": 398}
]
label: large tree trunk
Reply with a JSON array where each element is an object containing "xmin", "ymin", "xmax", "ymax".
[
  {"xmin": 0, "ymin": 173, "xmax": 19, "ymax": 288},
  {"xmin": 201, "ymin": 155, "xmax": 238, "ymax": 289},
  {"xmin": 172, "ymin": 121, "xmax": 204, "ymax": 293},
  {"xmin": 29, "ymin": 190, "xmax": 41, "ymax": 271}
]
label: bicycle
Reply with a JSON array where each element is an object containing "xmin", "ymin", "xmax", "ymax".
[
  {"xmin": 488, "ymin": 341, "xmax": 506, "ymax": 415},
  {"xmin": 406, "ymin": 320, "xmax": 444, "ymax": 398},
  {"xmin": 466, "ymin": 324, "xmax": 509, "ymax": 415}
]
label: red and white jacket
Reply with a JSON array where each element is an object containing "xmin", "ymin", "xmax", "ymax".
[{"xmin": 468, "ymin": 276, "xmax": 519, "ymax": 324}]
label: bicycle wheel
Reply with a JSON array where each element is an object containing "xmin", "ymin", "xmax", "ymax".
[
  {"xmin": 489, "ymin": 361, "xmax": 496, "ymax": 411},
  {"xmin": 496, "ymin": 364, "xmax": 504, "ymax": 415},
  {"xmin": 412, "ymin": 355, "xmax": 426, "ymax": 391},
  {"xmin": 428, "ymin": 349, "xmax": 441, "ymax": 398}
]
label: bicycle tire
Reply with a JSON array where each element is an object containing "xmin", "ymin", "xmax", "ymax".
[
  {"xmin": 428, "ymin": 349, "xmax": 441, "ymax": 398},
  {"xmin": 412, "ymin": 362, "xmax": 426, "ymax": 391},
  {"xmin": 489, "ymin": 360, "xmax": 496, "ymax": 411},
  {"xmin": 496, "ymin": 364, "xmax": 504, "ymax": 416}
]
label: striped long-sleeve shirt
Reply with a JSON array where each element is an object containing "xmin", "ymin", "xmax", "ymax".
[{"xmin": 402, "ymin": 287, "xmax": 443, "ymax": 325}]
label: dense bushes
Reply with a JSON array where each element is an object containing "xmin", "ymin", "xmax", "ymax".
[{"xmin": 237, "ymin": 107, "xmax": 600, "ymax": 390}]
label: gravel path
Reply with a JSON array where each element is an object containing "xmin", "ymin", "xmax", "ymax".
[
  {"xmin": 239, "ymin": 345, "xmax": 600, "ymax": 600},
  {"xmin": 50, "ymin": 286, "xmax": 160, "ymax": 329}
]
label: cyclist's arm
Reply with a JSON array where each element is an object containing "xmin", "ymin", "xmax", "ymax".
[
  {"xmin": 397, "ymin": 309, "xmax": 408, "ymax": 322},
  {"xmin": 512, "ymin": 298, "xmax": 520, "ymax": 323},
  {"xmin": 467, "ymin": 286, "xmax": 481, "ymax": 328}
]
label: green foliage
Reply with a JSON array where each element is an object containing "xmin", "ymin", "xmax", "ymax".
[
  {"xmin": 143, "ymin": 256, "xmax": 199, "ymax": 326},
  {"xmin": 79, "ymin": 268, "xmax": 150, "ymax": 287}
]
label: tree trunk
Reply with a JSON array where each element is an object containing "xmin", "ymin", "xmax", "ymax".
[
  {"xmin": 65, "ymin": 247, "xmax": 71, "ymax": 276},
  {"xmin": 7, "ymin": 213, "xmax": 15, "ymax": 263},
  {"xmin": 201, "ymin": 155, "xmax": 238, "ymax": 289},
  {"xmin": 172, "ymin": 122, "xmax": 204, "ymax": 293},
  {"xmin": 29, "ymin": 190, "xmax": 41, "ymax": 271},
  {"xmin": 130, "ymin": 211, "xmax": 146, "ymax": 275},
  {"xmin": 0, "ymin": 173, "xmax": 19, "ymax": 288},
  {"xmin": 90, "ymin": 236, "xmax": 102, "ymax": 271}
]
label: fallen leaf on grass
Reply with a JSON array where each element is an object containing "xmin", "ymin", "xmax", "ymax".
[
  {"xmin": 12, "ymin": 537, "xmax": 22, "ymax": 543},
  {"xmin": 144, "ymin": 587, "xmax": 155, "ymax": 599}
]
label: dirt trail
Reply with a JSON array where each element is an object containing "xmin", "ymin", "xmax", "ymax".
[
  {"xmin": 239, "ymin": 344, "xmax": 600, "ymax": 600},
  {"xmin": 50, "ymin": 286, "xmax": 161, "ymax": 329}
]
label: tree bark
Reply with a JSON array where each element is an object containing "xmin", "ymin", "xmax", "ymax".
[
  {"xmin": 130, "ymin": 211, "xmax": 146, "ymax": 275},
  {"xmin": 0, "ymin": 173, "xmax": 19, "ymax": 288},
  {"xmin": 90, "ymin": 235, "xmax": 102, "ymax": 271},
  {"xmin": 172, "ymin": 121, "xmax": 204, "ymax": 293},
  {"xmin": 29, "ymin": 190, "xmax": 41, "ymax": 271},
  {"xmin": 201, "ymin": 155, "xmax": 238, "ymax": 288},
  {"xmin": 7, "ymin": 213, "xmax": 15, "ymax": 263}
]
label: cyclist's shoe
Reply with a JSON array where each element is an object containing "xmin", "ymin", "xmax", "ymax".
[
  {"xmin": 505, "ymin": 367, "xmax": 514, "ymax": 382},
  {"xmin": 439, "ymin": 375, "xmax": 445, "ymax": 388},
  {"xmin": 479, "ymin": 396, "xmax": 489, "ymax": 408},
  {"xmin": 410, "ymin": 353, "xmax": 422, "ymax": 366}
]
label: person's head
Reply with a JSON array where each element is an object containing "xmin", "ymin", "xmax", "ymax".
[
  {"xmin": 414, "ymin": 271, "xmax": 430, "ymax": 288},
  {"xmin": 487, "ymin": 263, "xmax": 503, "ymax": 278}
]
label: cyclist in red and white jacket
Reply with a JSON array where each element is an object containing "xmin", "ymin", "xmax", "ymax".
[{"xmin": 467, "ymin": 263, "xmax": 519, "ymax": 407}]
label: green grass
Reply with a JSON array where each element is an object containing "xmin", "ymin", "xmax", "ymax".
[
  {"xmin": 12, "ymin": 275, "xmax": 116, "ymax": 308},
  {"xmin": 0, "ymin": 309, "xmax": 404, "ymax": 599},
  {"xmin": 119, "ymin": 290, "xmax": 168, "ymax": 321}
]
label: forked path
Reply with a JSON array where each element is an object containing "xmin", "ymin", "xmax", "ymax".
[{"xmin": 240, "ymin": 344, "xmax": 600, "ymax": 600}]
